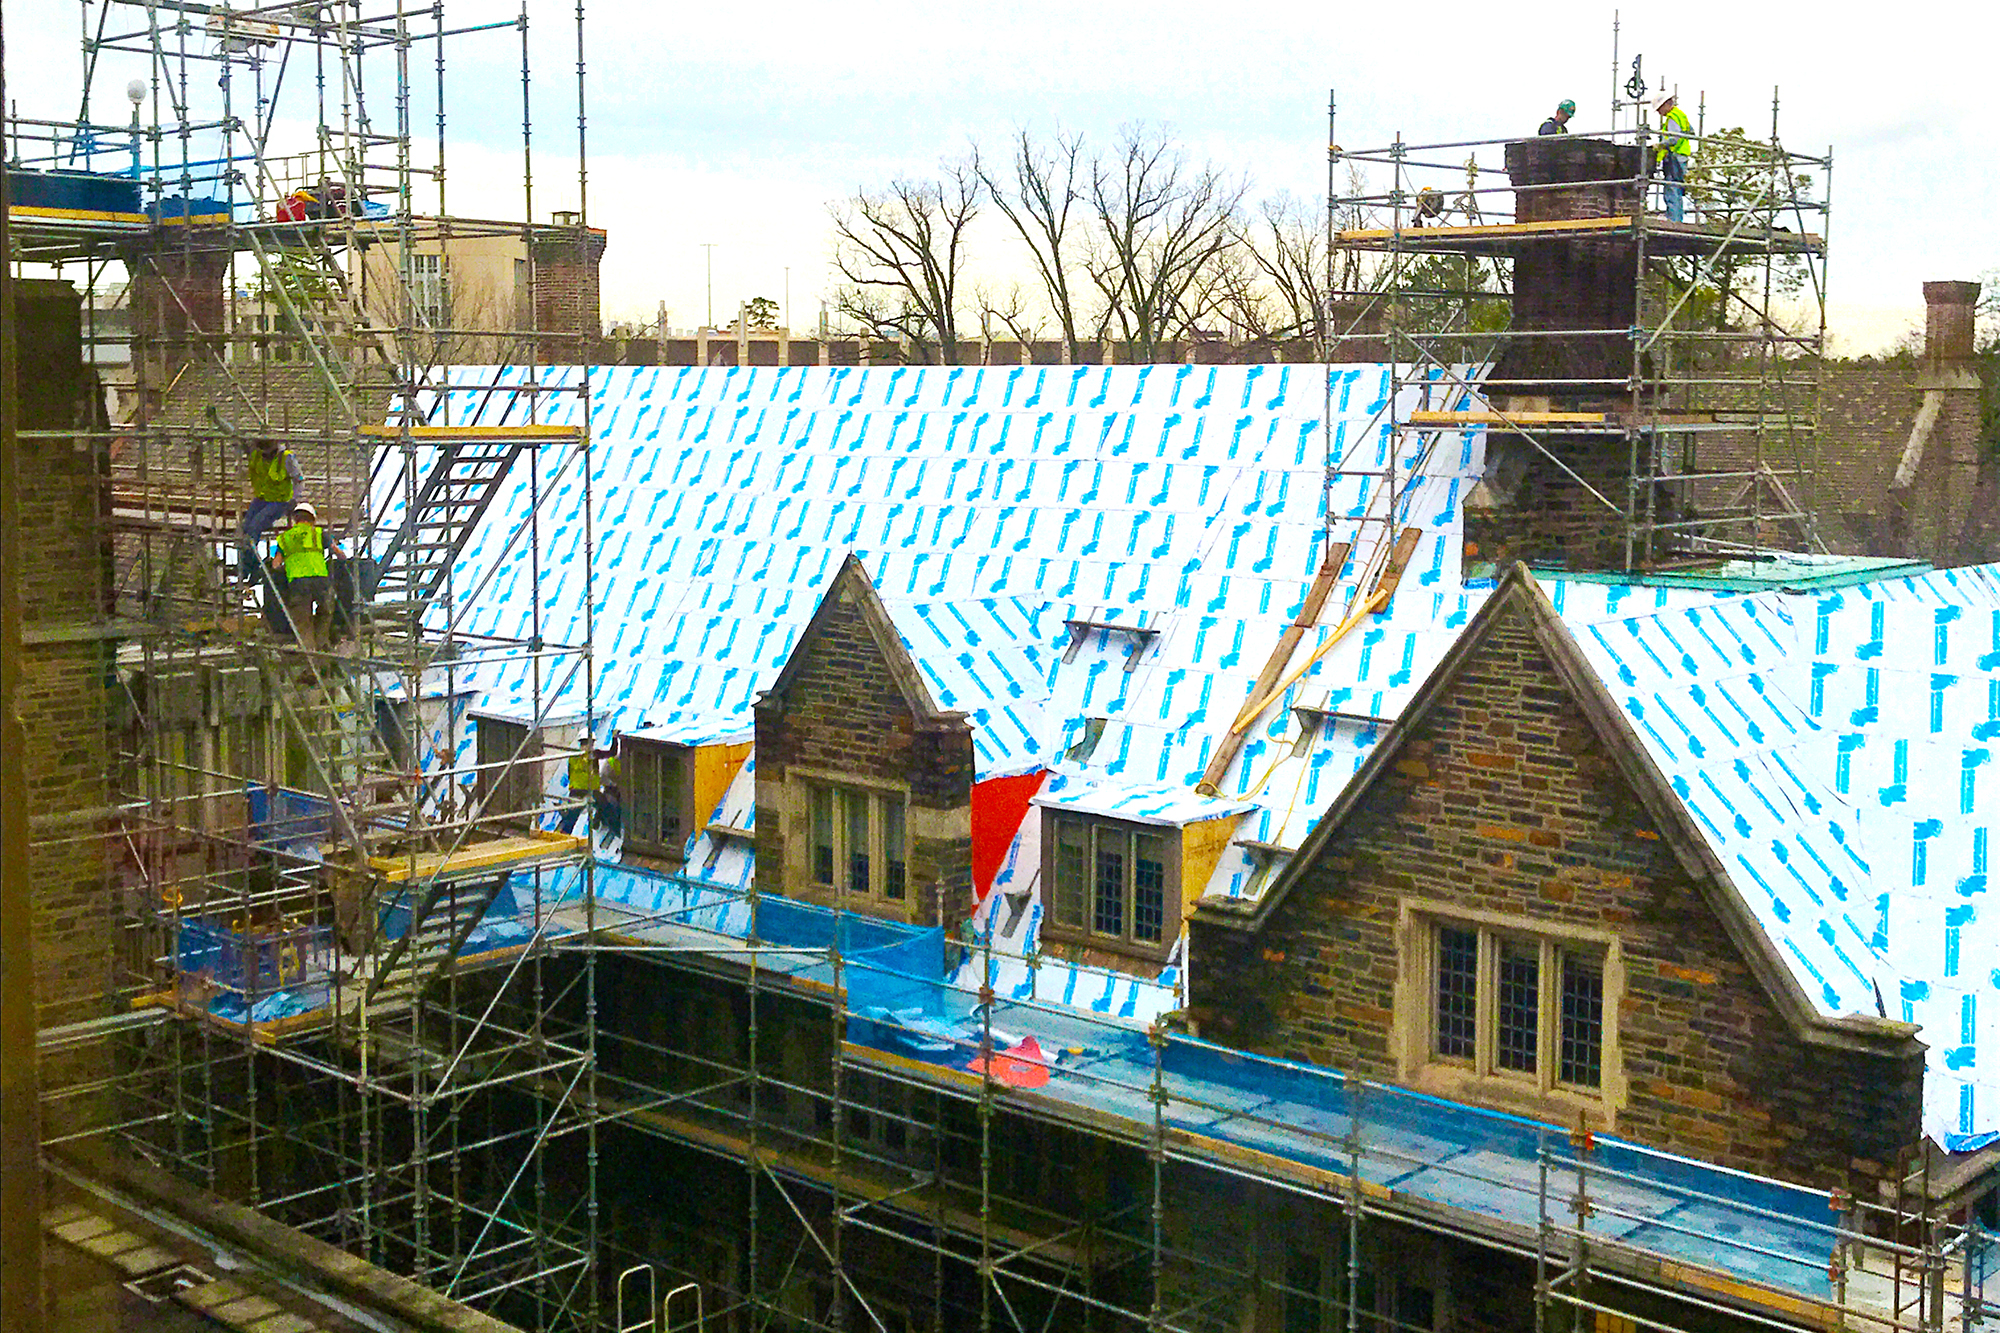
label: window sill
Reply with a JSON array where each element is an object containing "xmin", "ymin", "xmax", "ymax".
[
  {"xmin": 791, "ymin": 881, "xmax": 918, "ymax": 922},
  {"xmin": 1408, "ymin": 1061, "xmax": 1619, "ymax": 1131},
  {"xmin": 621, "ymin": 845, "xmax": 687, "ymax": 873},
  {"xmin": 1038, "ymin": 928, "xmax": 1174, "ymax": 975}
]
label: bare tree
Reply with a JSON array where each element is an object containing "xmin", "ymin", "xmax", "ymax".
[
  {"xmin": 975, "ymin": 282, "xmax": 1044, "ymax": 358},
  {"xmin": 1237, "ymin": 192, "xmax": 1329, "ymax": 347},
  {"xmin": 977, "ymin": 129, "xmax": 1097, "ymax": 363},
  {"xmin": 1084, "ymin": 126, "xmax": 1247, "ymax": 362},
  {"xmin": 829, "ymin": 162, "xmax": 980, "ymax": 364}
]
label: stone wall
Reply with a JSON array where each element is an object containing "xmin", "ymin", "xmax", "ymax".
[
  {"xmin": 754, "ymin": 571, "xmax": 975, "ymax": 929},
  {"xmin": 1814, "ymin": 357, "xmax": 1916, "ymax": 554},
  {"xmin": 14, "ymin": 281, "xmax": 117, "ymax": 1132},
  {"xmin": 125, "ymin": 235, "xmax": 230, "ymax": 384},
  {"xmin": 1464, "ymin": 431, "xmax": 1639, "ymax": 571},
  {"xmin": 1190, "ymin": 587, "xmax": 1924, "ymax": 1193}
]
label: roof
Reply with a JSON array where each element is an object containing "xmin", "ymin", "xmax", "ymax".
[
  {"xmin": 1200, "ymin": 565, "xmax": 1920, "ymax": 1060},
  {"xmin": 1555, "ymin": 563, "xmax": 2000, "ymax": 1149},
  {"xmin": 411, "ymin": 361, "xmax": 2000, "ymax": 1148}
]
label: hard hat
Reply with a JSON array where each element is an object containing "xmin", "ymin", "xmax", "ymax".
[
  {"xmin": 1656, "ymin": 93, "xmax": 1676, "ymax": 111},
  {"xmin": 1558, "ymin": 99, "xmax": 1576, "ymax": 115},
  {"xmin": 291, "ymin": 501, "xmax": 318, "ymax": 521}
]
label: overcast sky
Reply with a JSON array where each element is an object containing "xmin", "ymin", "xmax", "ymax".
[{"xmin": 8, "ymin": 0, "xmax": 1993, "ymax": 352}]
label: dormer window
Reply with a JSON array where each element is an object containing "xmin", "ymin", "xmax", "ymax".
[
  {"xmin": 1041, "ymin": 813, "xmax": 1177, "ymax": 960},
  {"xmin": 1395, "ymin": 903, "xmax": 1624, "ymax": 1122},
  {"xmin": 623, "ymin": 737, "xmax": 694, "ymax": 865},
  {"xmin": 473, "ymin": 715, "xmax": 543, "ymax": 829}
]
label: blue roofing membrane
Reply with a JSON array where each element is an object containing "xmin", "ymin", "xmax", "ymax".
[
  {"xmin": 400, "ymin": 363, "xmax": 2000, "ymax": 1153},
  {"xmin": 565, "ymin": 860, "xmax": 1870, "ymax": 1310}
]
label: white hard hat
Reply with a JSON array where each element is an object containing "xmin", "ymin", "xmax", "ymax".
[{"xmin": 291, "ymin": 501, "xmax": 318, "ymax": 521}]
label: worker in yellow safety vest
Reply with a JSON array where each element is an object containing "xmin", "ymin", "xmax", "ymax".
[
  {"xmin": 564, "ymin": 746, "xmax": 601, "ymax": 836},
  {"xmin": 1655, "ymin": 93, "xmax": 1694, "ymax": 223},
  {"xmin": 237, "ymin": 436, "xmax": 304, "ymax": 580},
  {"xmin": 274, "ymin": 501, "xmax": 337, "ymax": 653}
]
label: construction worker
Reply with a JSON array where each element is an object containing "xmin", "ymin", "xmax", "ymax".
[
  {"xmin": 1539, "ymin": 99, "xmax": 1576, "ymax": 136},
  {"xmin": 564, "ymin": 744, "xmax": 604, "ymax": 836},
  {"xmin": 1655, "ymin": 94, "xmax": 1694, "ymax": 223},
  {"xmin": 237, "ymin": 435, "xmax": 304, "ymax": 581},
  {"xmin": 275, "ymin": 501, "xmax": 336, "ymax": 654},
  {"xmin": 596, "ymin": 751, "xmax": 623, "ymax": 841}
]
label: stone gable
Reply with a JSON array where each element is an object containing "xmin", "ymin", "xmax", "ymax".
[
  {"xmin": 755, "ymin": 563, "xmax": 974, "ymax": 930},
  {"xmin": 1191, "ymin": 583, "xmax": 1924, "ymax": 1192}
]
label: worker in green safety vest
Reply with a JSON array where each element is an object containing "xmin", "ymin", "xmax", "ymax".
[
  {"xmin": 237, "ymin": 436, "xmax": 305, "ymax": 581},
  {"xmin": 564, "ymin": 746, "xmax": 602, "ymax": 837},
  {"xmin": 1655, "ymin": 93, "xmax": 1694, "ymax": 223},
  {"xmin": 274, "ymin": 500, "xmax": 337, "ymax": 653}
]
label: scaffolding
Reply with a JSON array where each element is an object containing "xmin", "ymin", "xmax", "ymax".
[
  {"xmin": 1320, "ymin": 89, "xmax": 1830, "ymax": 572},
  {"xmin": 11, "ymin": 20, "xmax": 1989, "ymax": 1333},
  {"xmin": 529, "ymin": 865, "xmax": 1999, "ymax": 1333},
  {"xmin": 16, "ymin": 0, "xmax": 601, "ymax": 1327}
]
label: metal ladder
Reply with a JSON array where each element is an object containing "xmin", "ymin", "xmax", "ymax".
[
  {"xmin": 361, "ymin": 869, "xmax": 514, "ymax": 1009},
  {"xmin": 241, "ymin": 222, "xmax": 402, "ymax": 430},
  {"xmin": 371, "ymin": 434, "xmax": 532, "ymax": 608}
]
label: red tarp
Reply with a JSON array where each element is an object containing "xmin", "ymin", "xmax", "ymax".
[{"xmin": 970, "ymin": 769, "xmax": 1046, "ymax": 902}]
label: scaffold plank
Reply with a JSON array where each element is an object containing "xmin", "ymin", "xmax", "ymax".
[
  {"xmin": 1335, "ymin": 215, "xmax": 1823, "ymax": 257},
  {"xmin": 357, "ymin": 424, "xmax": 585, "ymax": 441},
  {"xmin": 366, "ymin": 830, "xmax": 587, "ymax": 883},
  {"xmin": 1408, "ymin": 410, "xmax": 1608, "ymax": 425}
]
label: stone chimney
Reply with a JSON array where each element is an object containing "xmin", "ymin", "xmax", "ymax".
[
  {"xmin": 1465, "ymin": 137, "xmax": 1651, "ymax": 571},
  {"xmin": 1888, "ymin": 281, "xmax": 1984, "ymax": 564},
  {"xmin": 124, "ymin": 231, "xmax": 231, "ymax": 402},
  {"xmin": 1923, "ymin": 281, "xmax": 1980, "ymax": 368},
  {"xmin": 1499, "ymin": 136, "xmax": 1644, "ymax": 392}
]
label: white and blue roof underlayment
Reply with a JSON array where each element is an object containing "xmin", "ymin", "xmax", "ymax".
[{"xmin": 392, "ymin": 362, "xmax": 2000, "ymax": 1150}]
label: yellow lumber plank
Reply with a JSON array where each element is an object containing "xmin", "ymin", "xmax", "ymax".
[
  {"xmin": 1654, "ymin": 1260, "xmax": 1841, "ymax": 1332},
  {"xmin": 367, "ymin": 830, "xmax": 587, "ymax": 882},
  {"xmin": 9, "ymin": 205, "xmax": 151, "ymax": 225},
  {"xmin": 356, "ymin": 424, "xmax": 584, "ymax": 440},
  {"xmin": 74, "ymin": 1227, "xmax": 148, "ymax": 1258},
  {"xmin": 50, "ymin": 1216, "xmax": 117, "ymax": 1245},
  {"xmin": 108, "ymin": 1243, "xmax": 182, "ymax": 1277},
  {"xmin": 1339, "ymin": 215, "xmax": 1637, "ymax": 243},
  {"xmin": 1408, "ymin": 410, "xmax": 1607, "ymax": 426},
  {"xmin": 175, "ymin": 1280, "xmax": 254, "ymax": 1313},
  {"xmin": 842, "ymin": 1041, "xmax": 985, "ymax": 1094}
]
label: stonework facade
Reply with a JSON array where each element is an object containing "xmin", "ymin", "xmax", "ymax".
[
  {"xmin": 754, "ymin": 558, "xmax": 975, "ymax": 930},
  {"xmin": 1191, "ymin": 574, "xmax": 1925, "ymax": 1193},
  {"xmin": 15, "ymin": 280, "xmax": 117, "ymax": 1132},
  {"xmin": 1811, "ymin": 282, "xmax": 1993, "ymax": 563}
]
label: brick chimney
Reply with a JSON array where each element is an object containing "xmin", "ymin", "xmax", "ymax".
[
  {"xmin": 124, "ymin": 231, "xmax": 231, "ymax": 401},
  {"xmin": 530, "ymin": 217, "xmax": 608, "ymax": 364},
  {"xmin": 1465, "ymin": 137, "xmax": 1651, "ymax": 571},
  {"xmin": 1888, "ymin": 280, "xmax": 1985, "ymax": 564}
]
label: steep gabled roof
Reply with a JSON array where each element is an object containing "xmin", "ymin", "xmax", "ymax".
[
  {"xmin": 1195, "ymin": 563, "xmax": 1921, "ymax": 1057},
  {"xmin": 757, "ymin": 552, "xmax": 964, "ymax": 731}
]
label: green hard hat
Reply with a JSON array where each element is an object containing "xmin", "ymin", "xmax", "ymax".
[{"xmin": 1558, "ymin": 99, "xmax": 1576, "ymax": 115}]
